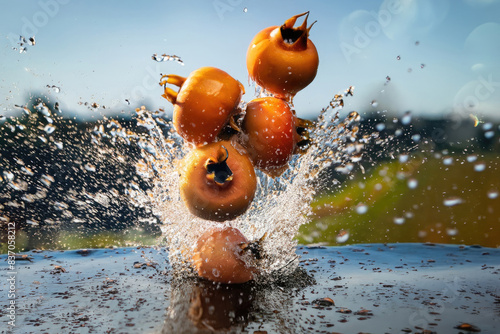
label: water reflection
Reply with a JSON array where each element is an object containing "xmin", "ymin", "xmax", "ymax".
[{"xmin": 163, "ymin": 268, "xmax": 314, "ymax": 333}]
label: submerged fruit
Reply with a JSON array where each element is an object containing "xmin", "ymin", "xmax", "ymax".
[
  {"xmin": 192, "ymin": 226, "xmax": 256, "ymax": 284},
  {"xmin": 246, "ymin": 12, "xmax": 319, "ymax": 100},
  {"xmin": 179, "ymin": 140, "xmax": 257, "ymax": 221},
  {"xmin": 241, "ymin": 97, "xmax": 299, "ymax": 176},
  {"xmin": 160, "ymin": 67, "xmax": 245, "ymax": 145}
]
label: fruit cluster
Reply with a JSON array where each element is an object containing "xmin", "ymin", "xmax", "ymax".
[{"xmin": 160, "ymin": 12, "xmax": 318, "ymax": 284}]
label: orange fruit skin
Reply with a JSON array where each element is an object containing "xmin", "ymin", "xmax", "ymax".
[
  {"xmin": 241, "ymin": 97, "xmax": 298, "ymax": 176},
  {"xmin": 179, "ymin": 140, "xmax": 257, "ymax": 222},
  {"xmin": 246, "ymin": 26, "xmax": 319, "ymax": 99},
  {"xmin": 174, "ymin": 67, "xmax": 244, "ymax": 145},
  {"xmin": 193, "ymin": 226, "xmax": 256, "ymax": 284}
]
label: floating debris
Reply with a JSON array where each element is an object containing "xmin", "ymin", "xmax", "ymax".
[
  {"xmin": 312, "ymin": 297, "xmax": 335, "ymax": 307},
  {"xmin": 454, "ymin": 323, "xmax": 481, "ymax": 332}
]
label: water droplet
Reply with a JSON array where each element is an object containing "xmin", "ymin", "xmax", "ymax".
[
  {"xmin": 446, "ymin": 228, "xmax": 458, "ymax": 236},
  {"xmin": 54, "ymin": 141, "xmax": 63, "ymax": 149},
  {"xmin": 482, "ymin": 122, "xmax": 493, "ymax": 131},
  {"xmin": 443, "ymin": 156, "xmax": 453, "ymax": 165},
  {"xmin": 40, "ymin": 174, "xmax": 55, "ymax": 187},
  {"xmin": 46, "ymin": 85, "xmax": 61, "ymax": 93},
  {"xmin": 443, "ymin": 197, "xmax": 464, "ymax": 207},
  {"xmin": 151, "ymin": 53, "xmax": 184, "ymax": 65},
  {"xmin": 398, "ymin": 154, "xmax": 409, "ymax": 163},
  {"xmin": 420, "ymin": 64, "xmax": 425, "ymax": 69},
  {"xmin": 407, "ymin": 178, "xmax": 418, "ymax": 189},
  {"xmin": 466, "ymin": 155, "xmax": 477, "ymax": 163},
  {"xmin": 44, "ymin": 124, "xmax": 56, "ymax": 134},
  {"xmin": 474, "ymin": 162, "xmax": 486, "ymax": 172},
  {"xmin": 396, "ymin": 55, "xmax": 401, "ymax": 60},
  {"xmin": 376, "ymin": 123, "xmax": 385, "ymax": 131},
  {"xmin": 28, "ymin": 36, "xmax": 36, "ymax": 46},
  {"xmin": 243, "ymin": 7, "xmax": 248, "ymax": 12},
  {"xmin": 211, "ymin": 268, "xmax": 220, "ymax": 277},
  {"xmin": 371, "ymin": 100, "xmax": 378, "ymax": 108},
  {"xmin": 35, "ymin": 102, "xmax": 51, "ymax": 117},
  {"xmin": 84, "ymin": 163, "xmax": 96, "ymax": 172},
  {"xmin": 401, "ymin": 111, "xmax": 412, "ymax": 125},
  {"xmin": 336, "ymin": 230, "xmax": 350, "ymax": 243},
  {"xmin": 393, "ymin": 217, "xmax": 405, "ymax": 225},
  {"xmin": 411, "ymin": 134, "xmax": 421, "ymax": 142},
  {"xmin": 484, "ymin": 131, "xmax": 494, "ymax": 139},
  {"xmin": 355, "ymin": 203, "xmax": 368, "ymax": 215},
  {"xmin": 54, "ymin": 202, "xmax": 69, "ymax": 210},
  {"xmin": 487, "ymin": 190, "xmax": 498, "ymax": 199},
  {"xmin": 26, "ymin": 219, "xmax": 39, "ymax": 226}
]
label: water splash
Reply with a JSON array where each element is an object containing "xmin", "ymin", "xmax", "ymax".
[{"xmin": 85, "ymin": 87, "xmax": 364, "ymax": 279}]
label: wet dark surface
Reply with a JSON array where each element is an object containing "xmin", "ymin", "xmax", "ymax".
[{"xmin": 1, "ymin": 243, "xmax": 499, "ymax": 333}]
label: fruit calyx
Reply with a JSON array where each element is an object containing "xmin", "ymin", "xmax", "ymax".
[
  {"xmin": 205, "ymin": 145, "xmax": 233, "ymax": 186},
  {"xmin": 159, "ymin": 74, "xmax": 186, "ymax": 104},
  {"xmin": 280, "ymin": 12, "xmax": 316, "ymax": 50}
]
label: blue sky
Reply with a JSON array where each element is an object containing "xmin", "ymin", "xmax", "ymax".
[{"xmin": 1, "ymin": 0, "xmax": 499, "ymax": 121}]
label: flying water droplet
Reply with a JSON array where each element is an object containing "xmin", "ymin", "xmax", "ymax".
[
  {"xmin": 407, "ymin": 178, "xmax": 418, "ymax": 189},
  {"xmin": 446, "ymin": 227, "xmax": 458, "ymax": 236},
  {"xmin": 466, "ymin": 155, "xmax": 477, "ymax": 163},
  {"xmin": 443, "ymin": 156, "xmax": 453, "ymax": 165},
  {"xmin": 401, "ymin": 111, "xmax": 412, "ymax": 125},
  {"xmin": 336, "ymin": 230, "xmax": 350, "ymax": 243},
  {"xmin": 44, "ymin": 124, "xmax": 56, "ymax": 134},
  {"xmin": 484, "ymin": 131, "xmax": 494, "ymax": 139},
  {"xmin": 35, "ymin": 102, "xmax": 51, "ymax": 117},
  {"xmin": 398, "ymin": 154, "xmax": 409, "ymax": 163},
  {"xmin": 487, "ymin": 190, "xmax": 498, "ymax": 199},
  {"xmin": 474, "ymin": 162, "xmax": 486, "ymax": 172},
  {"xmin": 54, "ymin": 141, "xmax": 63, "ymax": 149},
  {"xmin": 376, "ymin": 123, "xmax": 385, "ymax": 131},
  {"xmin": 46, "ymin": 85, "xmax": 61, "ymax": 93},
  {"xmin": 84, "ymin": 163, "xmax": 96, "ymax": 172},
  {"xmin": 482, "ymin": 122, "xmax": 493, "ymax": 131},
  {"xmin": 4, "ymin": 171, "xmax": 14, "ymax": 181},
  {"xmin": 54, "ymin": 202, "xmax": 69, "ymax": 210},
  {"xmin": 393, "ymin": 217, "xmax": 405, "ymax": 225},
  {"xmin": 355, "ymin": 203, "xmax": 368, "ymax": 215},
  {"xmin": 443, "ymin": 197, "xmax": 464, "ymax": 207},
  {"xmin": 152, "ymin": 53, "xmax": 184, "ymax": 65}
]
